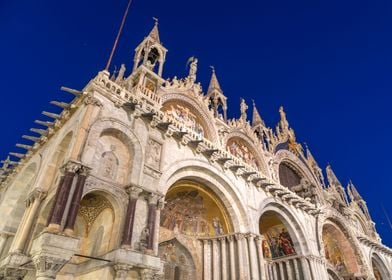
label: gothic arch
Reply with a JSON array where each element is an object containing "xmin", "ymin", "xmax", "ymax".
[
  {"xmin": 225, "ymin": 131, "xmax": 269, "ymax": 176},
  {"xmin": 257, "ymin": 199, "xmax": 310, "ymax": 255},
  {"xmin": 159, "ymin": 159, "xmax": 249, "ymax": 232},
  {"xmin": 82, "ymin": 118, "xmax": 144, "ymax": 186},
  {"xmin": 160, "ymin": 93, "xmax": 219, "ymax": 142},
  {"xmin": 274, "ymin": 150, "xmax": 320, "ymax": 189},
  {"xmin": 371, "ymin": 253, "xmax": 391, "ymax": 280}
]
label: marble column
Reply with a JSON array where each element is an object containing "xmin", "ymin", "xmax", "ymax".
[
  {"xmin": 47, "ymin": 162, "xmax": 80, "ymax": 231},
  {"xmin": 293, "ymin": 258, "xmax": 300, "ymax": 279},
  {"xmin": 212, "ymin": 239, "xmax": 219, "ymax": 280},
  {"xmin": 272, "ymin": 263, "xmax": 278, "ymax": 280},
  {"xmin": 203, "ymin": 239, "xmax": 211, "ymax": 280},
  {"xmin": 278, "ymin": 262, "xmax": 284, "ymax": 279},
  {"xmin": 228, "ymin": 235, "xmax": 236, "ymax": 280},
  {"xmin": 121, "ymin": 187, "xmax": 142, "ymax": 248},
  {"xmin": 219, "ymin": 237, "xmax": 227, "ymax": 280},
  {"xmin": 300, "ymin": 257, "xmax": 312, "ymax": 280},
  {"xmin": 146, "ymin": 194, "xmax": 159, "ymax": 251},
  {"xmin": 255, "ymin": 236, "xmax": 266, "ymax": 280},
  {"xmin": 235, "ymin": 234, "xmax": 245, "ymax": 280},
  {"xmin": 247, "ymin": 234, "xmax": 259, "ymax": 280},
  {"xmin": 11, "ymin": 189, "xmax": 46, "ymax": 253},
  {"xmin": 0, "ymin": 232, "xmax": 9, "ymax": 256},
  {"xmin": 286, "ymin": 259, "xmax": 294, "ymax": 280},
  {"xmin": 64, "ymin": 166, "xmax": 89, "ymax": 235},
  {"xmin": 153, "ymin": 198, "xmax": 164, "ymax": 255}
]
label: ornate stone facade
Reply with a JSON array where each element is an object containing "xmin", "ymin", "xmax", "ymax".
[{"xmin": 0, "ymin": 21, "xmax": 391, "ymax": 280}]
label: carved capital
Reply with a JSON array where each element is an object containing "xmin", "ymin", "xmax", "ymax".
[
  {"xmin": 27, "ymin": 189, "xmax": 47, "ymax": 206},
  {"xmin": 235, "ymin": 233, "xmax": 244, "ymax": 241},
  {"xmin": 0, "ymin": 267, "xmax": 27, "ymax": 280},
  {"xmin": 157, "ymin": 198, "xmax": 165, "ymax": 210},
  {"xmin": 140, "ymin": 269, "xmax": 161, "ymax": 280},
  {"xmin": 147, "ymin": 193, "xmax": 162, "ymax": 205},
  {"xmin": 126, "ymin": 185, "xmax": 143, "ymax": 199},
  {"xmin": 113, "ymin": 263, "xmax": 132, "ymax": 279},
  {"xmin": 61, "ymin": 160, "xmax": 82, "ymax": 174},
  {"xmin": 84, "ymin": 94, "xmax": 103, "ymax": 107},
  {"xmin": 33, "ymin": 255, "xmax": 67, "ymax": 279}
]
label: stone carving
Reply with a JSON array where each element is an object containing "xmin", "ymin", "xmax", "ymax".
[
  {"xmin": 146, "ymin": 139, "xmax": 162, "ymax": 170},
  {"xmin": 139, "ymin": 227, "xmax": 150, "ymax": 251},
  {"xmin": 99, "ymin": 145, "xmax": 119, "ymax": 180},
  {"xmin": 187, "ymin": 56, "xmax": 198, "ymax": 82},
  {"xmin": 227, "ymin": 139, "xmax": 259, "ymax": 170},
  {"xmin": 240, "ymin": 98, "xmax": 248, "ymax": 121},
  {"xmin": 165, "ymin": 104, "xmax": 204, "ymax": 138}
]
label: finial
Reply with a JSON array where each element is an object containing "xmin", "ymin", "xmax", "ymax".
[
  {"xmin": 153, "ymin": 17, "xmax": 159, "ymax": 26},
  {"xmin": 210, "ymin": 65, "xmax": 215, "ymax": 73}
]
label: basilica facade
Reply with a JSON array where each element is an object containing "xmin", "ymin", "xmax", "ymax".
[{"xmin": 0, "ymin": 22, "xmax": 391, "ymax": 280}]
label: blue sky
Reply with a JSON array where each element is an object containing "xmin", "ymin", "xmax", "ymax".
[{"xmin": 1, "ymin": 0, "xmax": 391, "ymax": 246}]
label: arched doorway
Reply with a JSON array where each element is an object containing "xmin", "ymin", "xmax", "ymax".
[
  {"xmin": 322, "ymin": 221, "xmax": 361, "ymax": 279},
  {"xmin": 371, "ymin": 254, "xmax": 390, "ymax": 280},
  {"xmin": 159, "ymin": 180, "xmax": 233, "ymax": 279},
  {"xmin": 259, "ymin": 211, "xmax": 296, "ymax": 259},
  {"xmin": 73, "ymin": 193, "xmax": 116, "ymax": 262},
  {"xmin": 259, "ymin": 210, "xmax": 312, "ymax": 279},
  {"xmin": 158, "ymin": 239, "xmax": 196, "ymax": 280}
]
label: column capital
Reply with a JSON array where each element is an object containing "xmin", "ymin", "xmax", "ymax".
[
  {"xmin": 0, "ymin": 267, "xmax": 27, "ymax": 280},
  {"xmin": 113, "ymin": 263, "xmax": 132, "ymax": 280},
  {"xmin": 140, "ymin": 268, "xmax": 160, "ymax": 280},
  {"xmin": 147, "ymin": 193, "xmax": 163, "ymax": 205},
  {"xmin": 126, "ymin": 185, "xmax": 143, "ymax": 199},
  {"xmin": 27, "ymin": 189, "xmax": 47, "ymax": 206},
  {"xmin": 60, "ymin": 160, "xmax": 82, "ymax": 174},
  {"xmin": 218, "ymin": 236, "xmax": 226, "ymax": 242},
  {"xmin": 157, "ymin": 198, "xmax": 165, "ymax": 210},
  {"xmin": 235, "ymin": 233, "xmax": 245, "ymax": 241},
  {"xmin": 202, "ymin": 239, "xmax": 210, "ymax": 245},
  {"xmin": 33, "ymin": 255, "xmax": 67, "ymax": 279}
]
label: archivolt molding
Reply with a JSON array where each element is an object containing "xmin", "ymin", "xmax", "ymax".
[
  {"xmin": 257, "ymin": 198, "xmax": 311, "ymax": 255},
  {"xmin": 370, "ymin": 252, "xmax": 392, "ymax": 279},
  {"xmin": 318, "ymin": 212, "xmax": 368, "ymax": 274},
  {"xmin": 225, "ymin": 129, "xmax": 270, "ymax": 177},
  {"xmin": 158, "ymin": 158, "xmax": 250, "ymax": 233},
  {"xmin": 82, "ymin": 117, "xmax": 144, "ymax": 186},
  {"xmin": 274, "ymin": 149, "xmax": 320, "ymax": 189},
  {"xmin": 160, "ymin": 92, "xmax": 219, "ymax": 142}
]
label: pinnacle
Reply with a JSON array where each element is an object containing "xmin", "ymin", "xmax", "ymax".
[
  {"xmin": 208, "ymin": 67, "xmax": 222, "ymax": 93},
  {"xmin": 252, "ymin": 100, "xmax": 265, "ymax": 127},
  {"xmin": 148, "ymin": 18, "xmax": 160, "ymax": 43}
]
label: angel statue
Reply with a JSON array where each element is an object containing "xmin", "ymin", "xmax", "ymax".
[{"xmin": 186, "ymin": 56, "xmax": 198, "ymax": 82}]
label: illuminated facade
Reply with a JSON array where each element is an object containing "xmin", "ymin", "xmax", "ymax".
[{"xmin": 0, "ymin": 21, "xmax": 391, "ymax": 280}]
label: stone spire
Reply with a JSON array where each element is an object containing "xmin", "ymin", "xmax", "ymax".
[
  {"xmin": 252, "ymin": 100, "xmax": 265, "ymax": 127},
  {"xmin": 206, "ymin": 67, "xmax": 227, "ymax": 121},
  {"xmin": 326, "ymin": 164, "xmax": 342, "ymax": 187},
  {"xmin": 148, "ymin": 17, "xmax": 160, "ymax": 43},
  {"xmin": 208, "ymin": 67, "xmax": 222, "ymax": 94},
  {"xmin": 347, "ymin": 180, "xmax": 363, "ymax": 202}
]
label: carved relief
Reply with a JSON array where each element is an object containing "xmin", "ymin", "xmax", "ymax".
[
  {"xmin": 98, "ymin": 145, "xmax": 119, "ymax": 180},
  {"xmin": 146, "ymin": 138, "xmax": 162, "ymax": 170},
  {"xmin": 165, "ymin": 104, "xmax": 204, "ymax": 138},
  {"xmin": 227, "ymin": 139, "xmax": 259, "ymax": 170}
]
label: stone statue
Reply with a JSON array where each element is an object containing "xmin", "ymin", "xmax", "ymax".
[
  {"xmin": 187, "ymin": 56, "xmax": 198, "ymax": 82},
  {"xmin": 115, "ymin": 64, "xmax": 126, "ymax": 82},
  {"xmin": 240, "ymin": 98, "xmax": 248, "ymax": 121},
  {"xmin": 139, "ymin": 227, "xmax": 150, "ymax": 251}
]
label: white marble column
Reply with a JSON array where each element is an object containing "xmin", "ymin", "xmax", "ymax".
[
  {"xmin": 212, "ymin": 239, "xmax": 219, "ymax": 280},
  {"xmin": 153, "ymin": 198, "xmax": 164, "ymax": 256},
  {"xmin": 286, "ymin": 259, "xmax": 294, "ymax": 280},
  {"xmin": 293, "ymin": 258, "xmax": 300, "ymax": 279},
  {"xmin": 203, "ymin": 239, "xmax": 211, "ymax": 280},
  {"xmin": 300, "ymin": 257, "xmax": 312, "ymax": 280},
  {"xmin": 278, "ymin": 262, "xmax": 284, "ymax": 279},
  {"xmin": 255, "ymin": 236, "xmax": 266, "ymax": 280},
  {"xmin": 220, "ymin": 237, "xmax": 228, "ymax": 280},
  {"xmin": 11, "ymin": 189, "xmax": 46, "ymax": 253},
  {"xmin": 247, "ymin": 234, "xmax": 259, "ymax": 280},
  {"xmin": 272, "ymin": 263, "xmax": 278, "ymax": 280},
  {"xmin": 236, "ymin": 234, "xmax": 245, "ymax": 280},
  {"xmin": 0, "ymin": 232, "xmax": 9, "ymax": 256},
  {"xmin": 228, "ymin": 235, "xmax": 236, "ymax": 280}
]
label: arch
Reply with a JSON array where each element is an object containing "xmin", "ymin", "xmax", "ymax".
[
  {"xmin": 321, "ymin": 219, "xmax": 362, "ymax": 276},
  {"xmin": 161, "ymin": 180, "xmax": 232, "ymax": 236},
  {"xmin": 0, "ymin": 162, "xmax": 38, "ymax": 232},
  {"xmin": 257, "ymin": 199, "xmax": 310, "ymax": 255},
  {"xmin": 159, "ymin": 238, "xmax": 196, "ymax": 280},
  {"xmin": 82, "ymin": 118, "xmax": 144, "ymax": 186},
  {"xmin": 74, "ymin": 192, "xmax": 117, "ymax": 261},
  {"xmin": 327, "ymin": 268, "xmax": 341, "ymax": 280},
  {"xmin": 160, "ymin": 93, "xmax": 219, "ymax": 142},
  {"xmin": 226, "ymin": 132, "xmax": 269, "ymax": 176},
  {"xmin": 371, "ymin": 253, "xmax": 391, "ymax": 280},
  {"xmin": 274, "ymin": 150, "xmax": 320, "ymax": 188}
]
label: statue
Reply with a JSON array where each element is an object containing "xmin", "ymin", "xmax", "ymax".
[
  {"xmin": 115, "ymin": 64, "xmax": 126, "ymax": 82},
  {"xmin": 240, "ymin": 98, "xmax": 248, "ymax": 121},
  {"xmin": 279, "ymin": 106, "xmax": 289, "ymax": 130},
  {"xmin": 139, "ymin": 227, "xmax": 150, "ymax": 251},
  {"xmin": 187, "ymin": 56, "xmax": 198, "ymax": 82}
]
